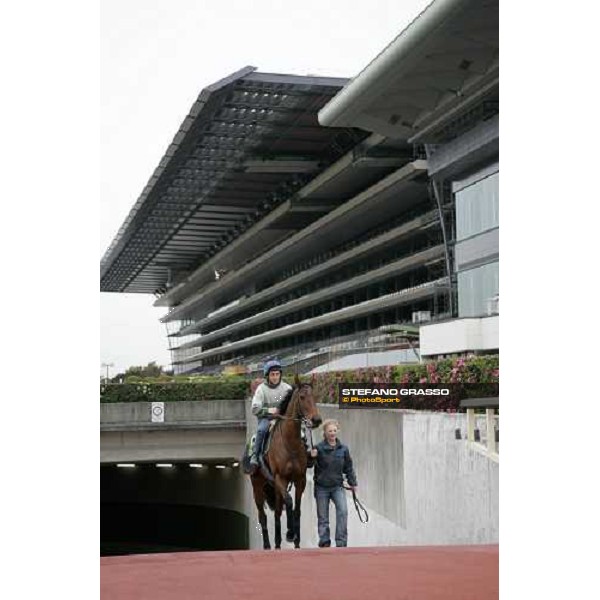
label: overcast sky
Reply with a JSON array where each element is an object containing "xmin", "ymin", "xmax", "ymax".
[{"xmin": 100, "ymin": 0, "xmax": 434, "ymax": 377}]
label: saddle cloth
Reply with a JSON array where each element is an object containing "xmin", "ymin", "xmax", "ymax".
[{"xmin": 244, "ymin": 424, "xmax": 308, "ymax": 462}]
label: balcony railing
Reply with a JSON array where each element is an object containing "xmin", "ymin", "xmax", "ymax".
[{"xmin": 459, "ymin": 396, "xmax": 499, "ymax": 462}]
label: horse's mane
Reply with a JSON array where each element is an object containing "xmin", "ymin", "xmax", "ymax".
[
  {"xmin": 280, "ymin": 387, "xmax": 294, "ymax": 415},
  {"xmin": 280, "ymin": 382, "xmax": 313, "ymax": 416}
]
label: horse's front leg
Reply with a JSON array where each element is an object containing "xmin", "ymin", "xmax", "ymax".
[
  {"xmin": 274, "ymin": 475, "xmax": 287, "ymax": 549},
  {"xmin": 258, "ymin": 506, "xmax": 271, "ymax": 550},
  {"xmin": 275, "ymin": 475, "xmax": 287, "ymax": 548},
  {"xmin": 252, "ymin": 477, "xmax": 271, "ymax": 550},
  {"xmin": 285, "ymin": 490, "xmax": 294, "ymax": 542},
  {"xmin": 293, "ymin": 476, "xmax": 306, "ymax": 548}
]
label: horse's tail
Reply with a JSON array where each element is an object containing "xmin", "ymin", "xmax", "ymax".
[{"xmin": 263, "ymin": 482, "xmax": 276, "ymax": 511}]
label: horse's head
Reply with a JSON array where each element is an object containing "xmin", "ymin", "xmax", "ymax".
[{"xmin": 294, "ymin": 373, "xmax": 322, "ymax": 428}]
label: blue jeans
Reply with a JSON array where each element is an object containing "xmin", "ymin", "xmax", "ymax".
[
  {"xmin": 315, "ymin": 486, "xmax": 348, "ymax": 547},
  {"xmin": 253, "ymin": 418, "xmax": 270, "ymax": 456}
]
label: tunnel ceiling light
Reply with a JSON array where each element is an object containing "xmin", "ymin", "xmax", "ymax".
[
  {"xmin": 215, "ymin": 465, "xmax": 227, "ymax": 469},
  {"xmin": 116, "ymin": 463, "xmax": 136, "ymax": 468},
  {"xmin": 189, "ymin": 463, "xmax": 204, "ymax": 468},
  {"xmin": 232, "ymin": 462, "xmax": 239, "ymax": 467},
  {"xmin": 156, "ymin": 463, "xmax": 173, "ymax": 468}
]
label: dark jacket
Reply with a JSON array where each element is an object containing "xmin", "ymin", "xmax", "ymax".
[{"xmin": 314, "ymin": 439, "xmax": 357, "ymax": 489}]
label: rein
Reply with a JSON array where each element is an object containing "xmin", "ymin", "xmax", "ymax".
[
  {"xmin": 343, "ymin": 485, "xmax": 369, "ymax": 524},
  {"xmin": 276, "ymin": 384, "xmax": 314, "ymax": 426},
  {"xmin": 272, "ymin": 385, "xmax": 315, "ymax": 456}
]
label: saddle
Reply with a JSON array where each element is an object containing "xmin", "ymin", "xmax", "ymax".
[
  {"xmin": 241, "ymin": 429, "xmax": 275, "ymax": 479},
  {"xmin": 242, "ymin": 422, "xmax": 313, "ymax": 476}
]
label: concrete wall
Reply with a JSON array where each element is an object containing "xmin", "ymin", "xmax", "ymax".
[
  {"xmin": 100, "ymin": 399, "xmax": 245, "ymax": 429},
  {"xmin": 100, "ymin": 400, "xmax": 247, "ymax": 464},
  {"xmin": 420, "ymin": 316, "xmax": 499, "ymax": 356},
  {"xmin": 101, "ymin": 428, "xmax": 246, "ymax": 464},
  {"xmin": 244, "ymin": 402, "xmax": 498, "ymax": 549},
  {"xmin": 311, "ymin": 349, "xmax": 419, "ymax": 372}
]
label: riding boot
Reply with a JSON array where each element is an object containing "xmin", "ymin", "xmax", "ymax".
[{"xmin": 250, "ymin": 424, "xmax": 267, "ymax": 467}]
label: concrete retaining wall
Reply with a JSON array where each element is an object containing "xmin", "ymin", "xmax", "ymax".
[
  {"xmin": 100, "ymin": 399, "xmax": 246, "ymax": 429},
  {"xmin": 101, "ymin": 427, "xmax": 247, "ymax": 464},
  {"xmin": 100, "ymin": 400, "xmax": 247, "ymax": 464}
]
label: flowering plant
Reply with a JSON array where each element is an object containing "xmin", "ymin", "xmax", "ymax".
[{"xmin": 309, "ymin": 355, "xmax": 499, "ymax": 411}]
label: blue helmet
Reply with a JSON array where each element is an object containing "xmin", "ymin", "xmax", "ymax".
[{"xmin": 263, "ymin": 359, "xmax": 283, "ymax": 378}]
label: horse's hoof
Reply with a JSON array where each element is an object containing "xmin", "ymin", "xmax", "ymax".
[
  {"xmin": 286, "ymin": 532, "xmax": 294, "ymax": 542},
  {"xmin": 275, "ymin": 545, "xmax": 281, "ymax": 550},
  {"xmin": 264, "ymin": 546, "xmax": 271, "ymax": 550},
  {"xmin": 294, "ymin": 542, "xmax": 300, "ymax": 549}
]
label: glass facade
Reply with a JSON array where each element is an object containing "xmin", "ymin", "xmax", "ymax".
[
  {"xmin": 456, "ymin": 170, "xmax": 499, "ymax": 241},
  {"xmin": 454, "ymin": 164, "xmax": 499, "ymax": 318},
  {"xmin": 457, "ymin": 260, "xmax": 499, "ymax": 317}
]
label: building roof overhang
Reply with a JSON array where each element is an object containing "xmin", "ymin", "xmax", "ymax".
[
  {"xmin": 100, "ymin": 67, "xmax": 365, "ymax": 293},
  {"xmin": 318, "ymin": 0, "xmax": 498, "ymax": 143}
]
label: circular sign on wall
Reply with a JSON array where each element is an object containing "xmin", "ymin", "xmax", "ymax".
[{"xmin": 151, "ymin": 402, "xmax": 165, "ymax": 423}]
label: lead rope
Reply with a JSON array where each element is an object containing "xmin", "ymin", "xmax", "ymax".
[{"xmin": 343, "ymin": 485, "xmax": 369, "ymax": 524}]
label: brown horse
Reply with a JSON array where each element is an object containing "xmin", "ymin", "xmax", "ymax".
[{"xmin": 250, "ymin": 374, "xmax": 322, "ymax": 549}]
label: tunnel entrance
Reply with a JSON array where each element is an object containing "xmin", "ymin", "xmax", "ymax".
[
  {"xmin": 101, "ymin": 503, "xmax": 248, "ymax": 556},
  {"xmin": 100, "ymin": 463, "xmax": 249, "ymax": 556}
]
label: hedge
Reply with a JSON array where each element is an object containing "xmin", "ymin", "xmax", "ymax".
[
  {"xmin": 100, "ymin": 381, "xmax": 249, "ymax": 403},
  {"xmin": 101, "ymin": 355, "xmax": 498, "ymax": 412}
]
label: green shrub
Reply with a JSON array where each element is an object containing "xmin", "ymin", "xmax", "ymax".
[
  {"xmin": 100, "ymin": 356, "xmax": 498, "ymax": 412},
  {"xmin": 100, "ymin": 380, "xmax": 250, "ymax": 403}
]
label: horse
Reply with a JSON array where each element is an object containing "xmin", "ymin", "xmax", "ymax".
[{"xmin": 249, "ymin": 374, "xmax": 322, "ymax": 549}]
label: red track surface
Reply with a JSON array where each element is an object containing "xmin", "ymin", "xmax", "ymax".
[{"xmin": 101, "ymin": 545, "xmax": 498, "ymax": 600}]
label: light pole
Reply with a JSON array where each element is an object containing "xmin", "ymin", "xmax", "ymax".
[{"xmin": 101, "ymin": 362, "xmax": 114, "ymax": 384}]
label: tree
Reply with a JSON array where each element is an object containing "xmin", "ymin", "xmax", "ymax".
[{"xmin": 110, "ymin": 361, "xmax": 170, "ymax": 382}]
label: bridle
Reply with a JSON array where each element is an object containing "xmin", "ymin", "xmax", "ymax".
[
  {"xmin": 276, "ymin": 384, "xmax": 316, "ymax": 428},
  {"xmin": 272, "ymin": 384, "xmax": 317, "ymax": 456}
]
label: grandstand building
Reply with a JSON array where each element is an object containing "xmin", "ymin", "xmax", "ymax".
[{"xmin": 100, "ymin": 0, "xmax": 499, "ymax": 374}]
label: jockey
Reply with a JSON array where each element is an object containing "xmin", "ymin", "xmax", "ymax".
[{"xmin": 249, "ymin": 359, "xmax": 292, "ymax": 470}]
